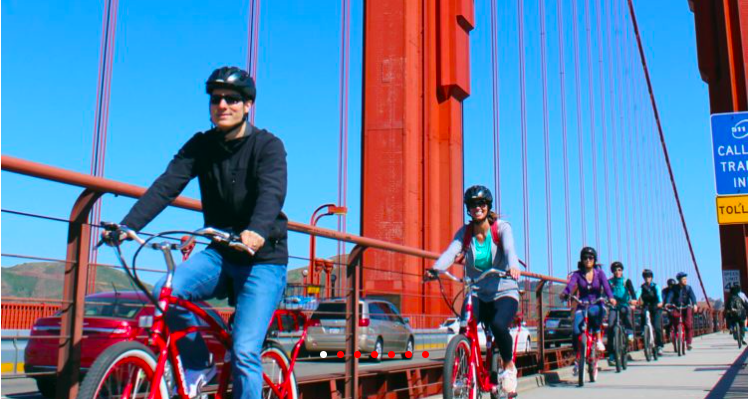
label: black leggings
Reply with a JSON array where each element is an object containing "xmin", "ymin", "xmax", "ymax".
[{"xmin": 464, "ymin": 296, "xmax": 519, "ymax": 363}]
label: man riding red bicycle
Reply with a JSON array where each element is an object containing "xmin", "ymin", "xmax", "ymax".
[
  {"xmin": 665, "ymin": 272, "xmax": 698, "ymax": 351},
  {"xmin": 103, "ymin": 66, "xmax": 288, "ymax": 399}
]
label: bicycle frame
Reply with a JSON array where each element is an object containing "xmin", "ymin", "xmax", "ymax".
[
  {"xmin": 444, "ymin": 269, "xmax": 522, "ymax": 393},
  {"xmin": 103, "ymin": 226, "xmax": 308, "ymax": 399},
  {"xmin": 571, "ymin": 297, "xmax": 605, "ymax": 364}
]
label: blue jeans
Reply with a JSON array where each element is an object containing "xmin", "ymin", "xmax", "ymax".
[
  {"xmin": 572, "ymin": 303, "xmax": 604, "ymax": 353},
  {"xmin": 153, "ymin": 248, "xmax": 287, "ymax": 399}
]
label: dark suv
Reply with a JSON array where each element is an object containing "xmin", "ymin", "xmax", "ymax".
[{"xmin": 543, "ymin": 308, "xmax": 573, "ymax": 348}]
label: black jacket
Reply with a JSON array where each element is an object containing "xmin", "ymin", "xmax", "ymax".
[{"xmin": 121, "ymin": 123, "xmax": 288, "ymax": 265}]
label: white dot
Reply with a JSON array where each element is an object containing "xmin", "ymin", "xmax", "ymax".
[{"xmin": 320, "ymin": 351, "xmax": 328, "ymax": 359}]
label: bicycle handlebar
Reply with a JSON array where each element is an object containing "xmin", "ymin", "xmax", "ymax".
[
  {"xmin": 101, "ymin": 223, "xmax": 255, "ymax": 256},
  {"xmin": 567, "ymin": 295, "xmax": 608, "ymax": 307},
  {"xmin": 432, "ymin": 268, "xmax": 512, "ymax": 285}
]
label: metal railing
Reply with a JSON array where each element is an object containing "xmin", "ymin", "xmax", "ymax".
[{"xmin": 0, "ymin": 154, "xmax": 724, "ymax": 399}]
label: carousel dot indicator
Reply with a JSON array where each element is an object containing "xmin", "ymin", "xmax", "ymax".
[
  {"xmin": 405, "ymin": 351, "xmax": 413, "ymax": 359},
  {"xmin": 388, "ymin": 351, "xmax": 395, "ymax": 358},
  {"xmin": 337, "ymin": 351, "xmax": 345, "ymax": 358},
  {"xmin": 354, "ymin": 351, "xmax": 361, "ymax": 359},
  {"xmin": 422, "ymin": 351, "xmax": 429, "ymax": 358},
  {"xmin": 371, "ymin": 351, "xmax": 379, "ymax": 358},
  {"xmin": 320, "ymin": 351, "xmax": 328, "ymax": 359}
]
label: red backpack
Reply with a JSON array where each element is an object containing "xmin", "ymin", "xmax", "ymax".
[{"xmin": 456, "ymin": 222, "xmax": 502, "ymax": 263}]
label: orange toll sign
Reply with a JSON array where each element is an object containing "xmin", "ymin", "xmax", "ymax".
[{"xmin": 716, "ymin": 195, "xmax": 748, "ymax": 225}]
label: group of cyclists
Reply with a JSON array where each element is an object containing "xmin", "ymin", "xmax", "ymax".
[{"xmin": 99, "ymin": 66, "xmax": 745, "ymax": 398}]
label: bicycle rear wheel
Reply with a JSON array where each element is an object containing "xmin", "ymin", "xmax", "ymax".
[
  {"xmin": 77, "ymin": 341, "xmax": 168, "ymax": 399},
  {"xmin": 443, "ymin": 335, "xmax": 477, "ymax": 399},
  {"xmin": 261, "ymin": 342, "xmax": 298, "ymax": 399}
]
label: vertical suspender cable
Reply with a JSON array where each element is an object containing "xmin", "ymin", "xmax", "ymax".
[
  {"xmin": 594, "ymin": 0, "xmax": 612, "ymax": 258},
  {"xmin": 517, "ymin": 0, "xmax": 531, "ymax": 312},
  {"xmin": 571, "ymin": 0, "xmax": 587, "ymax": 245},
  {"xmin": 615, "ymin": 0, "xmax": 633, "ymax": 275},
  {"xmin": 605, "ymin": 0, "xmax": 623, "ymax": 263},
  {"xmin": 626, "ymin": 0, "xmax": 710, "ymax": 307},
  {"xmin": 584, "ymin": 0, "xmax": 601, "ymax": 251},
  {"xmin": 491, "ymin": 0, "xmax": 502, "ymax": 212},
  {"xmin": 246, "ymin": 0, "xmax": 261, "ymax": 124},
  {"xmin": 88, "ymin": 0, "xmax": 119, "ymax": 294},
  {"xmin": 539, "ymin": 0, "xmax": 553, "ymax": 292},
  {"xmin": 337, "ymin": 0, "xmax": 351, "ymax": 292},
  {"xmin": 557, "ymin": 0, "xmax": 572, "ymax": 274}
]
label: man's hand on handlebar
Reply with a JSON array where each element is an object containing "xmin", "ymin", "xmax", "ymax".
[
  {"xmin": 424, "ymin": 269, "xmax": 440, "ymax": 282},
  {"xmin": 99, "ymin": 223, "xmax": 129, "ymax": 246},
  {"xmin": 508, "ymin": 266, "xmax": 521, "ymax": 280},
  {"xmin": 609, "ymin": 298, "xmax": 618, "ymax": 307},
  {"xmin": 240, "ymin": 230, "xmax": 265, "ymax": 254}
]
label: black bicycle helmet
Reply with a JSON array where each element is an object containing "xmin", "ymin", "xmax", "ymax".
[
  {"xmin": 580, "ymin": 246, "xmax": 597, "ymax": 262},
  {"xmin": 206, "ymin": 66, "xmax": 256, "ymax": 102},
  {"xmin": 642, "ymin": 269, "xmax": 653, "ymax": 278},
  {"xmin": 610, "ymin": 261, "xmax": 624, "ymax": 273},
  {"xmin": 667, "ymin": 278, "xmax": 677, "ymax": 287},
  {"xmin": 463, "ymin": 185, "xmax": 493, "ymax": 209},
  {"xmin": 676, "ymin": 272, "xmax": 688, "ymax": 280}
]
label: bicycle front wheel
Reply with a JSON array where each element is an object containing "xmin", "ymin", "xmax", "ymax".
[
  {"xmin": 77, "ymin": 341, "xmax": 168, "ymax": 399},
  {"xmin": 613, "ymin": 326, "xmax": 622, "ymax": 373},
  {"xmin": 444, "ymin": 335, "xmax": 477, "ymax": 399},
  {"xmin": 577, "ymin": 337, "xmax": 586, "ymax": 387},
  {"xmin": 644, "ymin": 327, "xmax": 652, "ymax": 362},
  {"xmin": 261, "ymin": 342, "xmax": 298, "ymax": 399}
]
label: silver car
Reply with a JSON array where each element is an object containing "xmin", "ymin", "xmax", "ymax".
[{"xmin": 304, "ymin": 298, "xmax": 414, "ymax": 362}]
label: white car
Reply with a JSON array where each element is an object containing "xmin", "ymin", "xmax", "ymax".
[{"xmin": 439, "ymin": 318, "xmax": 533, "ymax": 353}]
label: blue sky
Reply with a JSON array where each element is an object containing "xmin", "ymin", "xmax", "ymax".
[{"xmin": 2, "ymin": 0, "xmax": 723, "ymax": 299}]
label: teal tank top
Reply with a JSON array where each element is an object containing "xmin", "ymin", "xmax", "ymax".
[{"xmin": 472, "ymin": 235, "xmax": 492, "ymax": 271}]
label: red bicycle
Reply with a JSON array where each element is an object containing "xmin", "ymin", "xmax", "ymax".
[
  {"xmin": 666, "ymin": 304, "xmax": 689, "ymax": 357},
  {"xmin": 427, "ymin": 268, "xmax": 522, "ymax": 399},
  {"xmin": 77, "ymin": 223, "xmax": 308, "ymax": 399},
  {"xmin": 567, "ymin": 295, "xmax": 606, "ymax": 387}
]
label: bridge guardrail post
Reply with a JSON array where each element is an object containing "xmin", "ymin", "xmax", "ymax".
[
  {"xmin": 535, "ymin": 280, "xmax": 547, "ymax": 371},
  {"xmin": 345, "ymin": 244, "xmax": 366, "ymax": 399},
  {"xmin": 56, "ymin": 189, "xmax": 102, "ymax": 399}
]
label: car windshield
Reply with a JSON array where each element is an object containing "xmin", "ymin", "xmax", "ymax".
[
  {"xmin": 82, "ymin": 298, "xmax": 144, "ymax": 319},
  {"xmin": 547, "ymin": 310, "xmax": 571, "ymax": 319},
  {"xmin": 441, "ymin": 318, "xmax": 457, "ymax": 327},
  {"xmin": 311, "ymin": 303, "xmax": 362, "ymax": 320}
]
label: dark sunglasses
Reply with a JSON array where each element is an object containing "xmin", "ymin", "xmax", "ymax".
[
  {"xmin": 467, "ymin": 200, "xmax": 488, "ymax": 209},
  {"xmin": 210, "ymin": 94, "xmax": 245, "ymax": 105},
  {"xmin": 613, "ymin": 267, "xmax": 623, "ymax": 272},
  {"xmin": 581, "ymin": 255, "xmax": 595, "ymax": 260}
]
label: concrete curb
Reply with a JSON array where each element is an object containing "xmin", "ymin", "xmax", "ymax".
[{"xmin": 517, "ymin": 365, "xmax": 576, "ymax": 392}]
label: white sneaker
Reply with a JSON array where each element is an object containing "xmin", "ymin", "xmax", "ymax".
[
  {"xmin": 500, "ymin": 366, "xmax": 518, "ymax": 393},
  {"xmin": 182, "ymin": 364, "xmax": 217, "ymax": 398},
  {"xmin": 572, "ymin": 360, "xmax": 579, "ymax": 376},
  {"xmin": 596, "ymin": 340, "xmax": 605, "ymax": 352}
]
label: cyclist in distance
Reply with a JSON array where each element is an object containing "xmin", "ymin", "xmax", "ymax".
[
  {"xmin": 428, "ymin": 185, "xmax": 522, "ymax": 393},
  {"xmin": 636, "ymin": 269, "xmax": 664, "ymax": 355},
  {"xmin": 606, "ymin": 261, "xmax": 636, "ymax": 365},
  {"xmin": 666, "ymin": 272, "xmax": 698, "ymax": 351},
  {"xmin": 102, "ymin": 66, "xmax": 288, "ymax": 399},
  {"xmin": 560, "ymin": 247, "xmax": 616, "ymax": 374}
]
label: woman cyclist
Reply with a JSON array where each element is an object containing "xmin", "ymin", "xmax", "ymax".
[
  {"xmin": 428, "ymin": 185, "xmax": 522, "ymax": 393},
  {"xmin": 560, "ymin": 247, "xmax": 615, "ymax": 374}
]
